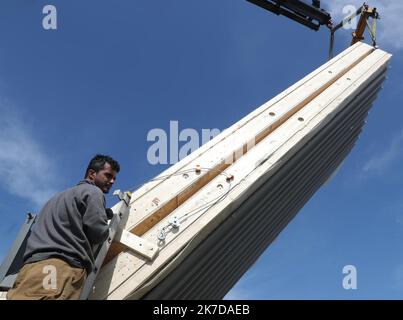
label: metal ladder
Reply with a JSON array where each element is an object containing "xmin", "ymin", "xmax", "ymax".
[{"xmin": 0, "ymin": 213, "xmax": 37, "ymax": 292}]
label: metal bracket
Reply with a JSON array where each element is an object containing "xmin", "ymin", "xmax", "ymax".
[
  {"xmin": 113, "ymin": 189, "xmax": 132, "ymax": 206},
  {"xmin": 169, "ymin": 216, "xmax": 181, "ymax": 229}
]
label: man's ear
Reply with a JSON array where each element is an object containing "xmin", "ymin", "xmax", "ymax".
[{"xmin": 87, "ymin": 169, "xmax": 96, "ymax": 180}]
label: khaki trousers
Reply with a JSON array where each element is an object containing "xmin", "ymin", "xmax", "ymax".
[{"xmin": 6, "ymin": 258, "xmax": 86, "ymax": 300}]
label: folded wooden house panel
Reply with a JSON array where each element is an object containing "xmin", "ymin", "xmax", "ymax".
[
  {"xmin": 121, "ymin": 42, "xmax": 373, "ymax": 234},
  {"xmin": 142, "ymin": 73, "xmax": 386, "ymax": 299},
  {"xmin": 89, "ymin": 44, "xmax": 391, "ymax": 299},
  {"xmin": 99, "ymin": 43, "xmax": 376, "ymax": 276}
]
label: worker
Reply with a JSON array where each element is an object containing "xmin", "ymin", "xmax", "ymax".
[{"xmin": 6, "ymin": 154, "xmax": 120, "ymax": 300}]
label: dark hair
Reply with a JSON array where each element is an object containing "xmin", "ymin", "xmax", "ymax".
[{"xmin": 85, "ymin": 154, "xmax": 120, "ymax": 178}]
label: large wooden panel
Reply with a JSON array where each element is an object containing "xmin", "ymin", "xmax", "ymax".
[{"xmin": 90, "ymin": 44, "xmax": 391, "ymax": 300}]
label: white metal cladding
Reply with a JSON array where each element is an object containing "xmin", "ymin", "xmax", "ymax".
[{"xmin": 89, "ymin": 43, "xmax": 391, "ymax": 300}]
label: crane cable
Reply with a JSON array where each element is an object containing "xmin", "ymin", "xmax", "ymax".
[{"xmin": 366, "ymin": 15, "xmax": 377, "ymax": 46}]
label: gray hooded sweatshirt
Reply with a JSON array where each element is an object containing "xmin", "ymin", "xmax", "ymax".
[{"xmin": 24, "ymin": 180, "xmax": 110, "ymax": 273}]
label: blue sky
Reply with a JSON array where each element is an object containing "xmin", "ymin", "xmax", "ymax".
[{"xmin": 0, "ymin": 0, "xmax": 402, "ymax": 299}]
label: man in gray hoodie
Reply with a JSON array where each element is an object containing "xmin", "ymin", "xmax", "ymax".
[{"xmin": 7, "ymin": 154, "xmax": 120, "ymax": 300}]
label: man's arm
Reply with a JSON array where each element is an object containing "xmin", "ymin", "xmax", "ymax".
[{"xmin": 82, "ymin": 189, "xmax": 110, "ymax": 245}]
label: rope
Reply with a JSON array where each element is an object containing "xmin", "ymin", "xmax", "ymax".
[{"xmin": 155, "ymin": 167, "xmax": 234, "ymax": 242}]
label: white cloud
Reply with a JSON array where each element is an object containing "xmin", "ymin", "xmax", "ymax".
[
  {"xmin": 0, "ymin": 105, "xmax": 58, "ymax": 208},
  {"xmin": 327, "ymin": 0, "xmax": 403, "ymax": 51},
  {"xmin": 362, "ymin": 130, "xmax": 403, "ymax": 174}
]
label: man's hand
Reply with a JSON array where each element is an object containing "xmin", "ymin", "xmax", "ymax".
[{"xmin": 106, "ymin": 208, "xmax": 114, "ymax": 220}]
